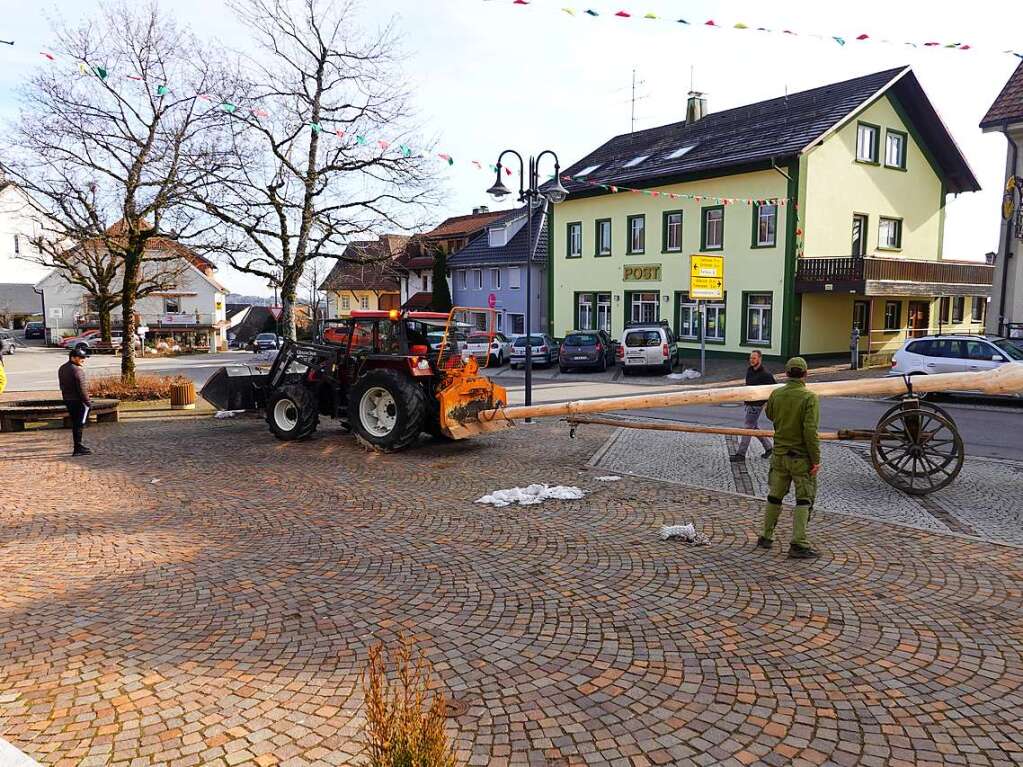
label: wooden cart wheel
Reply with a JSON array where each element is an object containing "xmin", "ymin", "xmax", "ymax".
[{"xmin": 870, "ymin": 400, "xmax": 964, "ymax": 496}]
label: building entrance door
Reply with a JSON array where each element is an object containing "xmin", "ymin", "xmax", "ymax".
[{"xmin": 908, "ymin": 301, "xmax": 930, "ymax": 338}]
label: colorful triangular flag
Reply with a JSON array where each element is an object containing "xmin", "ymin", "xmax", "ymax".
[{"xmin": 156, "ymin": 84, "xmax": 169, "ymax": 95}]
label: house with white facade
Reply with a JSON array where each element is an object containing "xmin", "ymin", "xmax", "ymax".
[
  {"xmin": 0, "ymin": 181, "xmax": 59, "ymax": 285},
  {"xmin": 37, "ymin": 237, "xmax": 230, "ymax": 352}
]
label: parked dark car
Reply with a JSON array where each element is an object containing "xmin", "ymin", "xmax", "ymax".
[
  {"xmin": 23, "ymin": 321, "xmax": 45, "ymax": 340},
  {"xmin": 559, "ymin": 330, "xmax": 615, "ymax": 373},
  {"xmin": 252, "ymin": 332, "xmax": 284, "ymax": 351},
  {"xmin": 509, "ymin": 333, "xmax": 558, "ymax": 368}
]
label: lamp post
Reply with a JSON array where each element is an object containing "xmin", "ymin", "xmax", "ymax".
[
  {"xmin": 486, "ymin": 150, "xmax": 568, "ymax": 411},
  {"xmin": 267, "ymin": 278, "xmax": 281, "ymax": 337}
]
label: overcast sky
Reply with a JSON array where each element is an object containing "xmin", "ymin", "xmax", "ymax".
[{"xmin": 1, "ymin": 0, "xmax": 1019, "ymax": 296}]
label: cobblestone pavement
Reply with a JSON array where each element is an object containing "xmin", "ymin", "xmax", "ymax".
[
  {"xmin": 594, "ymin": 422, "xmax": 1023, "ymax": 546},
  {"xmin": 2, "ymin": 418, "xmax": 1023, "ymax": 766}
]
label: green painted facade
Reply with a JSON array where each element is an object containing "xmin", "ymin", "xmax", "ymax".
[{"xmin": 552, "ymin": 90, "xmax": 978, "ymax": 360}]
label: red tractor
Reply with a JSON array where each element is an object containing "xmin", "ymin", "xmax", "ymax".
[{"xmin": 201, "ymin": 309, "xmax": 508, "ymax": 452}]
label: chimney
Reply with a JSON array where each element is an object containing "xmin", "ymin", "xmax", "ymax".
[
  {"xmin": 686, "ymin": 91, "xmax": 708, "ymax": 123},
  {"xmin": 472, "ymin": 205, "xmax": 490, "ymax": 215}
]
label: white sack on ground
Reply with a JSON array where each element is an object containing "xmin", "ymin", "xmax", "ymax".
[
  {"xmin": 475, "ymin": 484, "xmax": 585, "ymax": 507},
  {"xmin": 214, "ymin": 410, "xmax": 246, "ymax": 419},
  {"xmin": 659, "ymin": 523, "xmax": 710, "ymax": 545},
  {"xmin": 595, "ymin": 476, "xmax": 622, "ymax": 482}
]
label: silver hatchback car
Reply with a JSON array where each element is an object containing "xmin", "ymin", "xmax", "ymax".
[{"xmin": 890, "ymin": 334, "xmax": 1023, "ymax": 396}]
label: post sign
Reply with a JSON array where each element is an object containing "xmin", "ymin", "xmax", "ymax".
[
  {"xmin": 690, "ymin": 254, "xmax": 724, "ymax": 300},
  {"xmin": 623, "ymin": 264, "xmax": 661, "ymax": 282}
]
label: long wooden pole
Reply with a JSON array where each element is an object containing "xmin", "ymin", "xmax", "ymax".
[
  {"xmin": 564, "ymin": 415, "xmax": 875, "ymax": 442},
  {"xmin": 477, "ymin": 364, "xmax": 1023, "ymax": 423}
]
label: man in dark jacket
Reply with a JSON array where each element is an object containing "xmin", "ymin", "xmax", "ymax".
[
  {"xmin": 730, "ymin": 350, "xmax": 776, "ymax": 462},
  {"xmin": 58, "ymin": 347, "xmax": 92, "ymax": 456}
]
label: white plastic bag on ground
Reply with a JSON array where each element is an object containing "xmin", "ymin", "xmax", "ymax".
[
  {"xmin": 214, "ymin": 410, "xmax": 246, "ymax": 419},
  {"xmin": 659, "ymin": 523, "xmax": 710, "ymax": 545},
  {"xmin": 475, "ymin": 484, "xmax": 585, "ymax": 507},
  {"xmin": 595, "ymin": 476, "xmax": 622, "ymax": 482},
  {"xmin": 666, "ymin": 369, "xmax": 701, "ymax": 380}
]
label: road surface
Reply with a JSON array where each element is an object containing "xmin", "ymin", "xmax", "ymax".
[{"xmin": 5, "ymin": 342, "xmax": 1021, "ymax": 461}]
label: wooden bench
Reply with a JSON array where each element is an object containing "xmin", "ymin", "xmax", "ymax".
[{"xmin": 0, "ymin": 399, "xmax": 121, "ymax": 433}]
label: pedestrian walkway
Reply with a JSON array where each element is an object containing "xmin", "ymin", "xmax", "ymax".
[
  {"xmin": 1, "ymin": 418, "xmax": 1022, "ymax": 766},
  {"xmin": 592, "ymin": 421, "xmax": 1023, "ymax": 546}
]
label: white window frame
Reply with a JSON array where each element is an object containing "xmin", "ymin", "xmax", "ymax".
[
  {"xmin": 878, "ymin": 217, "xmax": 902, "ymax": 250},
  {"xmin": 496, "ymin": 313, "xmax": 503, "ymax": 331},
  {"xmin": 596, "ymin": 293, "xmax": 612, "ymax": 332},
  {"xmin": 473, "ymin": 269, "xmax": 483, "ymax": 290},
  {"xmin": 360, "ymin": 296, "xmax": 370, "ymax": 310},
  {"xmin": 597, "ymin": 219, "xmax": 612, "ymax": 256},
  {"xmin": 705, "ymin": 302, "xmax": 726, "ymax": 342},
  {"xmin": 665, "ymin": 212, "xmax": 682, "ymax": 252},
  {"xmin": 491, "ymin": 268, "xmax": 501, "ymax": 290},
  {"xmin": 630, "ymin": 292, "xmax": 660, "ymax": 324},
  {"xmin": 163, "ymin": 296, "xmax": 180, "ymax": 314},
  {"xmin": 623, "ymin": 155, "xmax": 649, "ymax": 168},
  {"xmin": 629, "ymin": 215, "xmax": 645, "ymax": 254},
  {"xmin": 856, "ymin": 123, "xmax": 879, "ymax": 163},
  {"xmin": 508, "ymin": 267, "xmax": 521, "ymax": 289},
  {"xmin": 745, "ymin": 293, "xmax": 772, "ymax": 345},
  {"xmin": 568, "ymin": 222, "xmax": 582, "ymax": 258},
  {"xmin": 704, "ymin": 208, "xmax": 724, "ymax": 250},
  {"xmin": 341, "ymin": 295, "xmax": 350, "ymax": 310},
  {"xmin": 885, "ymin": 131, "xmax": 906, "ymax": 169},
  {"xmin": 677, "ymin": 299, "xmax": 699, "ymax": 340},
  {"xmin": 852, "ymin": 214, "xmax": 868, "ymax": 256},
  {"xmin": 460, "ymin": 270, "xmax": 467, "ymax": 290},
  {"xmin": 755, "ymin": 204, "xmax": 777, "ymax": 247},
  {"xmin": 577, "ymin": 292, "xmax": 594, "ymax": 330}
]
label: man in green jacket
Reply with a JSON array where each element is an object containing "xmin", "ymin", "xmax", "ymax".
[{"xmin": 756, "ymin": 357, "xmax": 821, "ymax": 559}]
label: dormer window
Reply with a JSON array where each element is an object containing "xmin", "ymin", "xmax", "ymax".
[
  {"xmin": 488, "ymin": 226, "xmax": 507, "ymax": 247},
  {"xmin": 575, "ymin": 164, "xmax": 601, "ymax": 178},
  {"xmin": 623, "ymin": 155, "xmax": 649, "ymax": 168}
]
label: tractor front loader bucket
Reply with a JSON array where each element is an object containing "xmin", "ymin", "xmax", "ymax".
[
  {"xmin": 436, "ymin": 356, "xmax": 511, "ymax": 440},
  {"xmin": 199, "ymin": 365, "xmax": 269, "ymax": 412}
]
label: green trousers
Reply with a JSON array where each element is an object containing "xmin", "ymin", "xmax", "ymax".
[{"xmin": 760, "ymin": 453, "xmax": 817, "ymax": 547}]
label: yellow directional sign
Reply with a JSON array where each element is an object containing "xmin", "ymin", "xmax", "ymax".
[{"xmin": 690, "ymin": 254, "xmax": 724, "ymax": 300}]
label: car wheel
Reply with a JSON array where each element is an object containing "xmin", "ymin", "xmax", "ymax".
[
  {"xmin": 559, "ymin": 365, "xmax": 568, "ymax": 374},
  {"xmin": 348, "ymin": 369, "xmax": 426, "ymax": 453},
  {"xmin": 599, "ymin": 356, "xmax": 607, "ymax": 372},
  {"xmin": 265, "ymin": 384, "xmax": 319, "ymax": 441}
]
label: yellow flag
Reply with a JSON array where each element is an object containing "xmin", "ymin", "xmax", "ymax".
[
  {"xmin": 561, "ymin": 7, "xmax": 575, "ymax": 15},
  {"xmin": 734, "ymin": 22, "xmax": 749, "ymax": 29}
]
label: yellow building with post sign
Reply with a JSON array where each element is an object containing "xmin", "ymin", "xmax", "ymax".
[{"xmin": 550, "ymin": 67, "xmax": 991, "ymax": 362}]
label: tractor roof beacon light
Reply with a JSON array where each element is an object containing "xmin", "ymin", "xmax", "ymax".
[{"xmin": 487, "ymin": 164, "xmax": 511, "ymax": 200}]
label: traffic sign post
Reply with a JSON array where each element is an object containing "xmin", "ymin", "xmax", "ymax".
[{"xmin": 690, "ymin": 255, "xmax": 725, "ymax": 377}]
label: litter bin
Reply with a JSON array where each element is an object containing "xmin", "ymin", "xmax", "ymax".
[{"xmin": 170, "ymin": 380, "xmax": 197, "ymax": 410}]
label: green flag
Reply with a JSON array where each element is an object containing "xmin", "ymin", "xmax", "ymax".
[
  {"xmin": 156, "ymin": 84, "xmax": 169, "ymax": 95},
  {"xmin": 220, "ymin": 102, "xmax": 237, "ymax": 113},
  {"xmin": 93, "ymin": 66, "xmax": 108, "ymax": 80}
]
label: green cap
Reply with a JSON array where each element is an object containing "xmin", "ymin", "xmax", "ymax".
[{"xmin": 786, "ymin": 356, "xmax": 808, "ymax": 372}]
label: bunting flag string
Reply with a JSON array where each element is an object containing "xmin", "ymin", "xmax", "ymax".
[
  {"xmin": 564, "ymin": 174, "xmax": 790, "ymax": 206},
  {"xmin": 23, "ymin": 43, "xmax": 796, "ymax": 196},
  {"xmin": 498, "ymin": 1, "xmax": 1019, "ymax": 58}
]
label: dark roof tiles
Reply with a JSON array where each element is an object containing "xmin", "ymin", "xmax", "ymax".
[
  {"xmin": 447, "ymin": 206, "xmax": 548, "ymax": 267},
  {"xmin": 558, "ymin": 66, "xmax": 978, "ymax": 195},
  {"xmin": 981, "ymin": 60, "xmax": 1023, "ymax": 129}
]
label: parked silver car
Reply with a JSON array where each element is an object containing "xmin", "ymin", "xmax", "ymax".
[
  {"xmin": 509, "ymin": 334, "xmax": 558, "ymax": 368},
  {"xmin": 890, "ymin": 334, "xmax": 1023, "ymax": 396},
  {"xmin": 617, "ymin": 322, "xmax": 679, "ymax": 374}
]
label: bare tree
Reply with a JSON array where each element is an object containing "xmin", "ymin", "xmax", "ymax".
[
  {"xmin": 299, "ymin": 256, "xmax": 326, "ymax": 330},
  {"xmin": 2, "ymin": 1, "xmax": 231, "ymax": 383},
  {"xmin": 192, "ymin": 0, "xmax": 437, "ymax": 340}
]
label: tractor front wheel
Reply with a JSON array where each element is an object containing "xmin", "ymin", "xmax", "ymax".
[
  {"xmin": 349, "ymin": 370, "xmax": 425, "ymax": 452},
  {"xmin": 266, "ymin": 384, "xmax": 319, "ymax": 440}
]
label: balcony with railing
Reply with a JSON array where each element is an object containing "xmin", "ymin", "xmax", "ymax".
[{"xmin": 795, "ymin": 256, "xmax": 994, "ymax": 296}]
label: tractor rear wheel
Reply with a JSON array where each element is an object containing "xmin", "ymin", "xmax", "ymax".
[
  {"xmin": 266, "ymin": 384, "xmax": 319, "ymax": 440},
  {"xmin": 349, "ymin": 370, "xmax": 425, "ymax": 452}
]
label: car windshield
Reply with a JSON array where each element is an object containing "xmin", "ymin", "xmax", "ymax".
[
  {"xmin": 994, "ymin": 339, "xmax": 1023, "ymax": 360},
  {"xmin": 513, "ymin": 335, "xmax": 545, "ymax": 347},
  {"xmin": 565, "ymin": 334, "xmax": 598, "ymax": 345},
  {"xmin": 256, "ymin": 333, "xmax": 275, "ymax": 341},
  {"xmin": 625, "ymin": 330, "xmax": 662, "ymax": 348}
]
